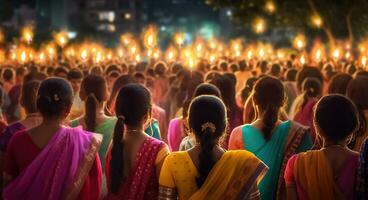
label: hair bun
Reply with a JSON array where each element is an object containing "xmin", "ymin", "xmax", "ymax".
[{"xmin": 201, "ymin": 122, "xmax": 216, "ymax": 133}]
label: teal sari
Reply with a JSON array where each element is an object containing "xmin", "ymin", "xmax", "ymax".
[{"xmin": 242, "ymin": 120, "xmax": 312, "ymax": 200}]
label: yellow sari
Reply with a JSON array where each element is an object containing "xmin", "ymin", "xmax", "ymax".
[
  {"xmin": 159, "ymin": 150, "xmax": 267, "ymax": 200},
  {"xmin": 294, "ymin": 150, "xmax": 344, "ymax": 200}
]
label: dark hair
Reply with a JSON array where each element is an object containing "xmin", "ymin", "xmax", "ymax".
[
  {"xmin": 3, "ymin": 68, "xmax": 14, "ymax": 82},
  {"xmin": 16, "ymin": 67, "xmax": 27, "ymax": 77},
  {"xmin": 110, "ymin": 84, "xmax": 152, "ymax": 194},
  {"xmin": 214, "ymin": 75, "xmax": 237, "ymax": 111},
  {"xmin": 105, "ymin": 64, "xmax": 121, "ymax": 75},
  {"xmin": 314, "ymin": 94, "xmax": 358, "ymax": 142},
  {"xmin": 229, "ymin": 63, "xmax": 239, "ymax": 73},
  {"xmin": 193, "ymin": 83, "xmax": 221, "ymax": 98},
  {"xmin": 296, "ymin": 66, "xmax": 323, "ymax": 91},
  {"xmin": 54, "ymin": 66, "xmax": 69, "ymax": 77},
  {"xmin": 154, "ymin": 62, "xmax": 167, "ymax": 76},
  {"xmin": 67, "ymin": 69, "xmax": 83, "ymax": 80},
  {"xmin": 346, "ymin": 64, "xmax": 356, "ymax": 75},
  {"xmin": 81, "ymin": 75, "xmax": 107, "ymax": 131},
  {"xmin": 106, "ymin": 74, "xmax": 135, "ymax": 115},
  {"xmin": 328, "ymin": 73, "xmax": 352, "ymax": 95},
  {"xmin": 89, "ymin": 66, "xmax": 103, "ymax": 76},
  {"xmin": 286, "ymin": 68, "xmax": 298, "ymax": 82},
  {"xmin": 253, "ymin": 76, "xmax": 284, "ymax": 140},
  {"xmin": 238, "ymin": 60, "xmax": 247, "ymax": 71},
  {"xmin": 21, "ymin": 80, "xmax": 40, "ymax": 113},
  {"xmin": 300, "ymin": 77, "xmax": 322, "ymax": 109},
  {"xmin": 188, "ymin": 95, "xmax": 227, "ymax": 187},
  {"xmin": 269, "ymin": 63, "xmax": 281, "ymax": 77},
  {"xmin": 219, "ymin": 62, "xmax": 228, "ymax": 71},
  {"xmin": 346, "ymin": 76, "xmax": 368, "ymax": 139},
  {"xmin": 37, "ymin": 78, "xmax": 73, "ymax": 118},
  {"xmin": 240, "ymin": 77, "xmax": 257, "ymax": 105}
]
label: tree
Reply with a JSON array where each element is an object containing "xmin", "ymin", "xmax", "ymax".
[{"xmin": 205, "ymin": 0, "xmax": 368, "ymax": 47}]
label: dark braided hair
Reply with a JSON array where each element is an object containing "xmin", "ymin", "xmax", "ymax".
[
  {"xmin": 253, "ymin": 76, "xmax": 285, "ymax": 140},
  {"xmin": 188, "ymin": 95, "xmax": 227, "ymax": 187},
  {"xmin": 110, "ymin": 84, "xmax": 152, "ymax": 194}
]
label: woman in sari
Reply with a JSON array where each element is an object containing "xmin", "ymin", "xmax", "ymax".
[
  {"xmin": 285, "ymin": 94, "xmax": 360, "ymax": 200},
  {"xmin": 168, "ymin": 83, "xmax": 221, "ymax": 151},
  {"xmin": 346, "ymin": 75, "xmax": 368, "ymax": 151},
  {"xmin": 105, "ymin": 84, "xmax": 169, "ymax": 200},
  {"xmin": 3, "ymin": 78, "xmax": 102, "ymax": 199},
  {"xmin": 70, "ymin": 75, "xmax": 115, "ymax": 170},
  {"xmin": 357, "ymin": 139, "xmax": 368, "ymax": 200},
  {"xmin": 214, "ymin": 74, "xmax": 243, "ymax": 149},
  {"xmin": 105, "ymin": 74, "xmax": 162, "ymax": 140},
  {"xmin": 159, "ymin": 95, "xmax": 267, "ymax": 200},
  {"xmin": 293, "ymin": 77, "xmax": 322, "ymax": 142},
  {"xmin": 229, "ymin": 76, "xmax": 312, "ymax": 200}
]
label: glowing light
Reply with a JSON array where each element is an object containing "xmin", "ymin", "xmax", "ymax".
[
  {"xmin": 174, "ymin": 32, "xmax": 185, "ymax": 47},
  {"xmin": 265, "ymin": 1, "xmax": 276, "ymax": 13},
  {"xmin": 361, "ymin": 56, "xmax": 367, "ymax": 68},
  {"xmin": 315, "ymin": 49, "xmax": 322, "ymax": 61},
  {"xmin": 21, "ymin": 26, "xmax": 34, "ymax": 44},
  {"xmin": 189, "ymin": 57, "xmax": 195, "ymax": 70},
  {"xmin": 253, "ymin": 18, "xmax": 266, "ymax": 34},
  {"xmin": 0, "ymin": 30, "xmax": 4, "ymax": 43},
  {"xmin": 20, "ymin": 51, "xmax": 27, "ymax": 63},
  {"xmin": 209, "ymin": 54, "xmax": 216, "ymax": 64},
  {"xmin": 120, "ymin": 33, "xmax": 133, "ymax": 45},
  {"xmin": 135, "ymin": 54, "xmax": 141, "ymax": 62},
  {"xmin": 39, "ymin": 52, "xmax": 45, "ymax": 63},
  {"xmin": 81, "ymin": 49, "xmax": 88, "ymax": 60},
  {"xmin": 54, "ymin": 31, "xmax": 68, "ymax": 47},
  {"xmin": 293, "ymin": 34, "xmax": 306, "ymax": 50},
  {"xmin": 311, "ymin": 15, "xmax": 323, "ymax": 28},
  {"xmin": 300, "ymin": 55, "xmax": 306, "ymax": 65},
  {"xmin": 258, "ymin": 48, "xmax": 265, "ymax": 59},
  {"xmin": 143, "ymin": 25, "xmax": 157, "ymax": 48},
  {"xmin": 332, "ymin": 49, "xmax": 341, "ymax": 61},
  {"xmin": 95, "ymin": 52, "xmax": 102, "ymax": 63}
]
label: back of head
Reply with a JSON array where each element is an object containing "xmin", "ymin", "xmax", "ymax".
[
  {"xmin": 21, "ymin": 80, "xmax": 41, "ymax": 114},
  {"xmin": 81, "ymin": 75, "xmax": 107, "ymax": 131},
  {"xmin": 302, "ymin": 77, "xmax": 322, "ymax": 98},
  {"xmin": 67, "ymin": 68, "xmax": 83, "ymax": 81},
  {"xmin": 286, "ymin": 68, "xmax": 298, "ymax": 82},
  {"xmin": 296, "ymin": 66, "xmax": 323, "ymax": 90},
  {"xmin": 327, "ymin": 73, "xmax": 352, "ymax": 95},
  {"xmin": 253, "ymin": 76, "xmax": 285, "ymax": 140},
  {"xmin": 188, "ymin": 95, "xmax": 227, "ymax": 187},
  {"xmin": 37, "ymin": 78, "xmax": 73, "ymax": 119},
  {"xmin": 214, "ymin": 75, "xmax": 236, "ymax": 109},
  {"xmin": 269, "ymin": 63, "xmax": 281, "ymax": 77},
  {"xmin": 89, "ymin": 66, "xmax": 103, "ymax": 76},
  {"xmin": 314, "ymin": 94, "xmax": 358, "ymax": 143},
  {"xmin": 110, "ymin": 74, "xmax": 134, "ymax": 101},
  {"xmin": 3, "ymin": 68, "xmax": 14, "ymax": 82},
  {"xmin": 193, "ymin": 83, "xmax": 221, "ymax": 98},
  {"xmin": 110, "ymin": 84, "xmax": 152, "ymax": 194},
  {"xmin": 346, "ymin": 76, "xmax": 368, "ymax": 138},
  {"xmin": 154, "ymin": 62, "xmax": 167, "ymax": 76}
]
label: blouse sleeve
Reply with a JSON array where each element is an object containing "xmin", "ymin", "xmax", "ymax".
[
  {"xmin": 284, "ymin": 154, "xmax": 297, "ymax": 186},
  {"xmin": 155, "ymin": 145, "xmax": 170, "ymax": 165},
  {"xmin": 159, "ymin": 155, "xmax": 175, "ymax": 188},
  {"xmin": 228, "ymin": 126, "xmax": 245, "ymax": 150}
]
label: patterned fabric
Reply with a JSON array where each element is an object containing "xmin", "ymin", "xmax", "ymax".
[
  {"xmin": 357, "ymin": 139, "xmax": 368, "ymax": 200},
  {"xmin": 3, "ymin": 127, "xmax": 102, "ymax": 199},
  {"xmin": 106, "ymin": 137, "xmax": 165, "ymax": 200}
]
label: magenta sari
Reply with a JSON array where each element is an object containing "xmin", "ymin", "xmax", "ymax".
[
  {"xmin": 106, "ymin": 137, "xmax": 165, "ymax": 200},
  {"xmin": 3, "ymin": 127, "xmax": 102, "ymax": 200},
  {"xmin": 167, "ymin": 117, "xmax": 185, "ymax": 152}
]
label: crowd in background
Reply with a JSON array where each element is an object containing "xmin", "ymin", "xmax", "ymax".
[{"xmin": 0, "ymin": 55, "xmax": 367, "ymax": 199}]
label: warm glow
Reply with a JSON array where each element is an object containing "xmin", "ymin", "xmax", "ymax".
[
  {"xmin": 332, "ymin": 49, "xmax": 341, "ymax": 61},
  {"xmin": 361, "ymin": 56, "xmax": 367, "ymax": 68},
  {"xmin": 253, "ymin": 18, "xmax": 266, "ymax": 34},
  {"xmin": 21, "ymin": 26, "xmax": 34, "ymax": 44},
  {"xmin": 265, "ymin": 1, "xmax": 276, "ymax": 13},
  {"xmin": 0, "ymin": 30, "xmax": 4, "ymax": 43},
  {"xmin": 300, "ymin": 55, "xmax": 306, "ymax": 65},
  {"xmin": 143, "ymin": 26, "xmax": 157, "ymax": 48},
  {"xmin": 293, "ymin": 34, "xmax": 306, "ymax": 50},
  {"xmin": 54, "ymin": 31, "xmax": 68, "ymax": 47},
  {"xmin": 174, "ymin": 32, "xmax": 185, "ymax": 47},
  {"xmin": 311, "ymin": 15, "xmax": 323, "ymax": 28},
  {"xmin": 81, "ymin": 49, "xmax": 88, "ymax": 60}
]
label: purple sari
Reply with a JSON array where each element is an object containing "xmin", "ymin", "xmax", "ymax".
[{"xmin": 3, "ymin": 127, "xmax": 102, "ymax": 200}]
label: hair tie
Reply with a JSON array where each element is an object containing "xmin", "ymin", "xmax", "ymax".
[
  {"xmin": 201, "ymin": 122, "xmax": 216, "ymax": 133},
  {"xmin": 53, "ymin": 94, "xmax": 60, "ymax": 101},
  {"xmin": 118, "ymin": 115, "xmax": 125, "ymax": 122},
  {"xmin": 309, "ymin": 88, "xmax": 315, "ymax": 93}
]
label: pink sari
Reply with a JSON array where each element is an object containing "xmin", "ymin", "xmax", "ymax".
[
  {"xmin": 3, "ymin": 127, "xmax": 102, "ymax": 200},
  {"xmin": 167, "ymin": 117, "xmax": 185, "ymax": 152},
  {"xmin": 106, "ymin": 137, "xmax": 165, "ymax": 200},
  {"xmin": 293, "ymin": 99, "xmax": 318, "ymax": 142}
]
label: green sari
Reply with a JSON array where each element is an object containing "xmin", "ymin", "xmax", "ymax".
[
  {"xmin": 71, "ymin": 118, "xmax": 161, "ymax": 167},
  {"xmin": 241, "ymin": 120, "xmax": 312, "ymax": 200}
]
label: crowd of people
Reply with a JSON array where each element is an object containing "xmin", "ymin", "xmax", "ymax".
[{"xmin": 0, "ymin": 55, "xmax": 367, "ymax": 200}]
